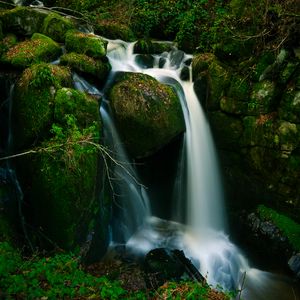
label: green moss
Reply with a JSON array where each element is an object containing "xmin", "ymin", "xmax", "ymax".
[
  {"xmin": 228, "ymin": 75, "xmax": 250, "ymax": 102},
  {"xmin": 257, "ymin": 205, "xmax": 300, "ymax": 252},
  {"xmin": 65, "ymin": 30, "xmax": 107, "ymax": 59},
  {"xmin": 252, "ymin": 52, "xmax": 276, "ymax": 82},
  {"xmin": 42, "ymin": 12, "xmax": 75, "ymax": 43},
  {"xmin": 192, "ymin": 53, "xmax": 215, "ymax": 80},
  {"xmin": 54, "ymin": 87, "xmax": 101, "ymax": 130},
  {"xmin": 0, "ymin": 33, "xmax": 17, "ymax": 57},
  {"xmin": 13, "ymin": 63, "xmax": 72, "ymax": 149},
  {"xmin": 60, "ymin": 52, "xmax": 111, "ymax": 82},
  {"xmin": 0, "ymin": 6, "xmax": 46, "ymax": 36},
  {"xmin": 279, "ymin": 88, "xmax": 300, "ymax": 123},
  {"xmin": 0, "ymin": 20, "xmax": 3, "ymax": 40},
  {"xmin": 109, "ymin": 72, "xmax": 184, "ymax": 157},
  {"xmin": 1, "ymin": 33, "xmax": 61, "ymax": 68}
]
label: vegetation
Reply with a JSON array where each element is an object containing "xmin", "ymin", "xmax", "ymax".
[{"xmin": 257, "ymin": 205, "xmax": 300, "ymax": 252}]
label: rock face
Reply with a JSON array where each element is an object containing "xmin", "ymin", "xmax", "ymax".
[
  {"xmin": 192, "ymin": 50, "xmax": 300, "ymax": 220},
  {"xmin": 109, "ymin": 72, "xmax": 185, "ymax": 158}
]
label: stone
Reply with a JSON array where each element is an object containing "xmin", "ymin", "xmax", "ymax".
[
  {"xmin": 135, "ymin": 54, "xmax": 154, "ymax": 69},
  {"xmin": 279, "ymin": 88, "xmax": 300, "ymax": 123},
  {"xmin": 288, "ymin": 254, "xmax": 300, "ymax": 278},
  {"xmin": 1, "ymin": 33, "xmax": 61, "ymax": 68},
  {"xmin": 60, "ymin": 52, "xmax": 111, "ymax": 84},
  {"xmin": 42, "ymin": 12, "xmax": 75, "ymax": 43},
  {"xmin": 65, "ymin": 30, "xmax": 107, "ymax": 59},
  {"xmin": 109, "ymin": 72, "xmax": 185, "ymax": 158},
  {"xmin": 169, "ymin": 49, "xmax": 185, "ymax": 68}
]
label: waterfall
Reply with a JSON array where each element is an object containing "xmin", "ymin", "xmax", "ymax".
[{"xmin": 98, "ymin": 39, "xmax": 298, "ymax": 298}]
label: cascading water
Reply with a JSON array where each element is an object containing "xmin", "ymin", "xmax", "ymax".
[{"xmin": 100, "ymin": 39, "xmax": 298, "ymax": 299}]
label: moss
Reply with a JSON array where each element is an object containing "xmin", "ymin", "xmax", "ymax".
[
  {"xmin": 54, "ymin": 87, "xmax": 101, "ymax": 130},
  {"xmin": 0, "ymin": 33, "xmax": 17, "ymax": 57},
  {"xmin": 94, "ymin": 21, "xmax": 135, "ymax": 42},
  {"xmin": 1, "ymin": 33, "xmax": 61, "ymax": 68},
  {"xmin": 65, "ymin": 30, "xmax": 107, "ymax": 59},
  {"xmin": 252, "ymin": 52, "xmax": 276, "ymax": 82},
  {"xmin": 42, "ymin": 12, "xmax": 75, "ymax": 43},
  {"xmin": 60, "ymin": 52, "xmax": 111, "ymax": 83},
  {"xmin": 109, "ymin": 72, "xmax": 185, "ymax": 157},
  {"xmin": 279, "ymin": 88, "xmax": 300, "ymax": 123},
  {"xmin": 208, "ymin": 60, "xmax": 231, "ymax": 109},
  {"xmin": 257, "ymin": 205, "xmax": 300, "ymax": 252},
  {"xmin": 134, "ymin": 39, "xmax": 171, "ymax": 54},
  {"xmin": 248, "ymin": 80, "xmax": 277, "ymax": 115},
  {"xmin": 0, "ymin": 6, "xmax": 46, "ymax": 36},
  {"xmin": 192, "ymin": 53, "xmax": 215, "ymax": 80},
  {"xmin": 13, "ymin": 63, "xmax": 72, "ymax": 149},
  {"xmin": 0, "ymin": 20, "xmax": 3, "ymax": 40},
  {"xmin": 220, "ymin": 97, "xmax": 249, "ymax": 115},
  {"xmin": 228, "ymin": 75, "xmax": 250, "ymax": 102}
]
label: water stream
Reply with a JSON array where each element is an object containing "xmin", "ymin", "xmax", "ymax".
[{"xmin": 99, "ymin": 39, "xmax": 299, "ymax": 299}]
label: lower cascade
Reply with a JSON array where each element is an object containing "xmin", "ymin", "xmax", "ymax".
[{"xmin": 100, "ymin": 40, "xmax": 298, "ymax": 299}]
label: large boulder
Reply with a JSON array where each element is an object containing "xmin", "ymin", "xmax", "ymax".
[
  {"xmin": 109, "ymin": 72, "xmax": 185, "ymax": 157},
  {"xmin": 1, "ymin": 33, "xmax": 62, "ymax": 68},
  {"xmin": 12, "ymin": 63, "xmax": 72, "ymax": 149}
]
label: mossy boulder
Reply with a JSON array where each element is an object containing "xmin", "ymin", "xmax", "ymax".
[
  {"xmin": 60, "ymin": 52, "xmax": 111, "ymax": 83},
  {"xmin": 0, "ymin": 34, "xmax": 17, "ymax": 58},
  {"xmin": 192, "ymin": 53, "xmax": 215, "ymax": 80},
  {"xmin": 228, "ymin": 75, "xmax": 250, "ymax": 102},
  {"xmin": 94, "ymin": 21, "xmax": 135, "ymax": 42},
  {"xmin": 0, "ymin": 20, "xmax": 3, "ymax": 40},
  {"xmin": 252, "ymin": 51, "xmax": 276, "ymax": 82},
  {"xmin": 1, "ymin": 33, "xmax": 62, "ymax": 68},
  {"xmin": 65, "ymin": 30, "xmax": 107, "ymax": 59},
  {"xmin": 54, "ymin": 88, "xmax": 101, "ymax": 131},
  {"xmin": 109, "ymin": 72, "xmax": 185, "ymax": 157},
  {"xmin": 12, "ymin": 63, "xmax": 72, "ymax": 149},
  {"xmin": 220, "ymin": 97, "xmax": 249, "ymax": 115},
  {"xmin": 0, "ymin": 7, "xmax": 46, "ymax": 36},
  {"xmin": 279, "ymin": 88, "xmax": 300, "ymax": 123},
  {"xmin": 134, "ymin": 39, "xmax": 172, "ymax": 54},
  {"xmin": 42, "ymin": 12, "xmax": 75, "ymax": 43}
]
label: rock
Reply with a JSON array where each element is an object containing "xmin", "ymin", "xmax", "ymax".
[
  {"xmin": 65, "ymin": 30, "xmax": 107, "ymax": 59},
  {"xmin": 220, "ymin": 97, "xmax": 249, "ymax": 115},
  {"xmin": 192, "ymin": 53, "xmax": 215, "ymax": 80},
  {"xmin": 109, "ymin": 72, "xmax": 185, "ymax": 158},
  {"xmin": 12, "ymin": 63, "xmax": 72, "ymax": 149},
  {"xmin": 41, "ymin": 12, "xmax": 75, "ymax": 43},
  {"xmin": 169, "ymin": 49, "xmax": 185, "ymax": 68},
  {"xmin": 135, "ymin": 54, "xmax": 154, "ymax": 69},
  {"xmin": 279, "ymin": 88, "xmax": 300, "ymax": 123},
  {"xmin": 0, "ymin": 20, "xmax": 3, "ymax": 40},
  {"xmin": 209, "ymin": 111, "xmax": 243, "ymax": 149},
  {"xmin": 288, "ymin": 254, "xmax": 300, "ymax": 278},
  {"xmin": 134, "ymin": 39, "xmax": 172, "ymax": 54},
  {"xmin": 252, "ymin": 51, "xmax": 276, "ymax": 82},
  {"xmin": 279, "ymin": 62, "xmax": 299, "ymax": 85},
  {"xmin": 248, "ymin": 80, "xmax": 277, "ymax": 115},
  {"xmin": 228, "ymin": 75, "xmax": 250, "ymax": 102},
  {"xmin": 0, "ymin": 6, "xmax": 46, "ymax": 36},
  {"xmin": 60, "ymin": 52, "xmax": 111, "ymax": 84},
  {"xmin": 94, "ymin": 21, "xmax": 135, "ymax": 42},
  {"xmin": 144, "ymin": 248, "xmax": 205, "ymax": 288},
  {"xmin": 180, "ymin": 65, "xmax": 190, "ymax": 81},
  {"xmin": 1, "ymin": 33, "xmax": 62, "ymax": 68}
]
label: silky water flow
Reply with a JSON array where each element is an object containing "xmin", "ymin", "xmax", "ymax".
[{"xmin": 75, "ymin": 38, "xmax": 298, "ymax": 299}]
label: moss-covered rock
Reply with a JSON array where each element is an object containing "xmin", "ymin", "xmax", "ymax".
[
  {"xmin": 209, "ymin": 111, "xmax": 243, "ymax": 149},
  {"xmin": 248, "ymin": 80, "xmax": 277, "ymax": 115},
  {"xmin": 0, "ymin": 20, "xmax": 3, "ymax": 40},
  {"xmin": 94, "ymin": 21, "xmax": 135, "ymax": 42},
  {"xmin": 109, "ymin": 72, "xmax": 185, "ymax": 157},
  {"xmin": 65, "ymin": 30, "xmax": 107, "ymax": 59},
  {"xmin": 42, "ymin": 12, "xmax": 75, "ymax": 43},
  {"xmin": 60, "ymin": 52, "xmax": 111, "ymax": 83},
  {"xmin": 220, "ymin": 97, "xmax": 249, "ymax": 115},
  {"xmin": 207, "ymin": 60, "xmax": 231, "ymax": 110},
  {"xmin": 0, "ymin": 7, "xmax": 46, "ymax": 36},
  {"xmin": 192, "ymin": 53, "xmax": 215, "ymax": 80},
  {"xmin": 54, "ymin": 88, "xmax": 101, "ymax": 131},
  {"xmin": 0, "ymin": 34, "xmax": 17, "ymax": 58},
  {"xmin": 134, "ymin": 39, "xmax": 172, "ymax": 54},
  {"xmin": 1, "ymin": 33, "xmax": 62, "ymax": 68},
  {"xmin": 252, "ymin": 51, "xmax": 276, "ymax": 82},
  {"xmin": 279, "ymin": 88, "xmax": 300, "ymax": 123},
  {"xmin": 228, "ymin": 75, "xmax": 250, "ymax": 102},
  {"xmin": 12, "ymin": 63, "xmax": 72, "ymax": 149}
]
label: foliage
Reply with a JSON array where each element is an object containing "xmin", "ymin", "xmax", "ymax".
[
  {"xmin": 0, "ymin": 242, "xmax": 126, "ymax": 300},
  {"xmin": 257, "ymin": 205, "xmax": 300, "ymax": 251}
]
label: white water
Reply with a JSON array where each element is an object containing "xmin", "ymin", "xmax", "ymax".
[{"xmin": 101, "ymin": 40, "xmax": 298, "ymax": 299}]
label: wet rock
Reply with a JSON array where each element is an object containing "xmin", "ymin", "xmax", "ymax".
[
  {"xmin": 109, "ymin": 72, "xmax": 185, "ymax": 158},
  {"xmin": 180, "ymin": 65, "xmax": 190, "ymax": 81},
  {"xmin": 288, "ymin": 254, "xmax": 300, "ymax": 278},
  {"xmin": 169, "ymin": 49, "xmax": 185, "ymax": 68},
  {"xmin": 144, "ymin": 248, "xmax": 205, "ymax": 288},
  {"xmin": 279, "ymin": 88, "xmax": 300, "ymax": 123},
  {"xmin": 135, "ymin": 54, "xmax": 154, "ymax": 69},
  {"xmin": 134, "ymin": 39, "xmax": 172, "ymax": 54}
]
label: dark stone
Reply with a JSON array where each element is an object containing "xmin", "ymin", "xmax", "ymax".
[
  {"xmin": 169, "ymin": 50, "xmax": 185, "ymax": 68},
  {"xmin": 180, "ymin": 65, "xmax": 190, "ymax": 81},
  {"xmin": 135, "ymin": 54, "xmax": 154, "ymax": 69},
  {"xmin": 288, "ymin": 254, "xmax": 300, "ymax": 278}
]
